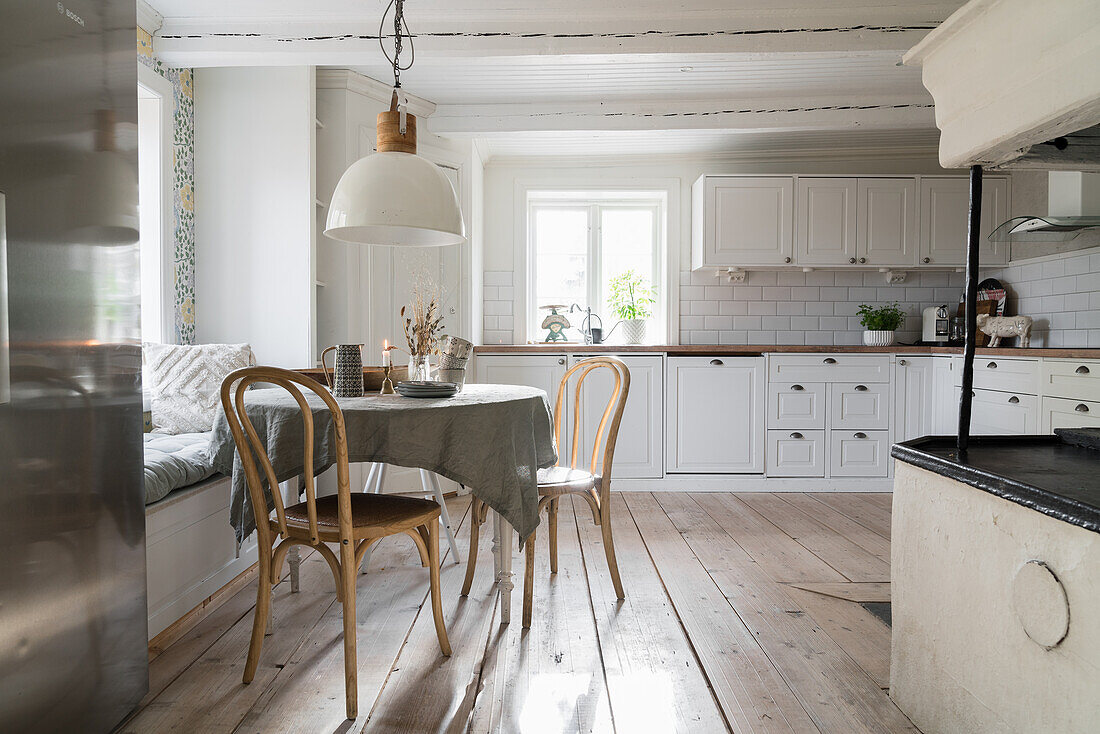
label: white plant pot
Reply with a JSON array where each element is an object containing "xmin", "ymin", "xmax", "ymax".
[
  {"xmin": 862, "ymin": 330, "xmax": 896, "ymax": 347},
  {"xmin": 622, "ymin": 318, "xmax": 647, "ymax": 345}
]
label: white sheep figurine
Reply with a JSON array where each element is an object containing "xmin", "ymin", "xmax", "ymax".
[{"xmin": 976, "ymin": 313, "xmax": 1033, "ymax": 348}]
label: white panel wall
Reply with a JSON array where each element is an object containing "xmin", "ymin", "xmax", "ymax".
[{"xmin": 194, "ymin": 66, "xmax": 315, "ymax": 368}]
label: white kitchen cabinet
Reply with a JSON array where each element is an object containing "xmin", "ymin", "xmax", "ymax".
[
  {"xmin": 953, "ymin": 356, "xmax": 1040, "ymax": 395},
  {"xmin": 857, "ymin": 178, "xmax": 919, "ymax": 267},
  {"xmin": 919, "ymin": 177, "xmax": 1009, "ymax": 266},
  {"xmin": 830, "ymin": 382, "xmax": 891, "ymax": 431},
  {"xmin": 960, "ymin": 387, "xmax": 1040, "ymax": 435},
  {"xmin": 1040, "ymin": 359, "xmax": 1100, "ymax": 403},
  {"xmin": 667, "ymin": 356, "xmax": 764, "ymax": 473},
  {"xmin": 574, "ymin": 354, "xmax": 663, "ymax": 479},
  {"xmin": 1042, "ymin": 396, "xmax": 1100, "ymax": 433},
  {"xmin": 894, "ymin": 356, "xmax": 935, "ymax": 442},
  {"xmin": 795, "ymin": 178, "xmax": 857, "ymax": 266},
  {"xmin": 474, "ymin": 353, "xmax": 568, "ymax": 399},
  {"xmin": 932, "ymin": 356, "xmax": 959, "ymax": 434},
  {"xmin": 767, "ymin": 430, "xmax": 826, "ymax": 477},
  {"xmin": 767, "ymin": 381, "xmax": 826, "ymax": 430},
  {"xmin": 692, "ymin": 176, "xmax": 794, "ymax": 267},
  {"xmin": 829, "ymin": 430, "xmax": 890, "ymax": 477}
]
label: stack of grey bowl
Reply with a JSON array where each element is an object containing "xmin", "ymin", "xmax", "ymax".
[{"xmin": 436, "ymin": 336, "xmax": 472, "ymax": 390}]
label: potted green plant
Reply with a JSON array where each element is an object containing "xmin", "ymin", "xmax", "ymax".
[
  {"xmin": 857, "ymin": 302, "xmax": 906, "ymax": 346},
  {"xmin": 607, "ymin": 269, "xmax": 656, "ymax": 345}
]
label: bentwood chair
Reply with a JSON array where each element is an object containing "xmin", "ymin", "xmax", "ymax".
[
  {"xmin": 459, "ymin": 356, "xmax": 630, "ymax": 629},
  {"xmin": 220, "ymin": 366, "xmax": 451, "ymax": 719}
]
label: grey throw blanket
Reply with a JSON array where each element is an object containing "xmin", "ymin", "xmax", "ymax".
[{"xmin": 210, "ymin": 384, "xmax": 557, "ymax": 544}]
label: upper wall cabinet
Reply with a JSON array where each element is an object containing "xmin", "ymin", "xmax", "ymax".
[
  {"xmin": 692, "ymin": 174, "xmax": 1009, "ymax": 271},
  {"xmin": 919, "ymin": 178, "xmax": 1009, "ymax": 267},
  {"xmin": 693, "ymin": 176, "xmax": 794, "ymax": 268}
]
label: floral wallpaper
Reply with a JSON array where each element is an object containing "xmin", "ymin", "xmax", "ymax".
[{"xmin": 137, "ymin": 27, "xmax": 196, "ymax": 344}]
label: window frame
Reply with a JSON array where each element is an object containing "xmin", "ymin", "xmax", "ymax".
[
  {"xmin": 525, "ymin": 189, "xmax": 668, "ymax": 344},
  {"xmin": 137, "ymin": 63, "xmax": 177, "ymax": 345}
]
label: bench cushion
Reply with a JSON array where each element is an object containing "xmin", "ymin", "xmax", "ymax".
[{"xmin": 144, "ymin": 431, "xmax": 216, "ymax": 505}]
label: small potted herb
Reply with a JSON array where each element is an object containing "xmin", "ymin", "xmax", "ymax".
[
  {"xmin": 607, "ymin": 269, "xmax": 656, "ymax": 344},
  {"xmin": 857, "ymin": 302, "xmax": 905, "ymax": 346}
]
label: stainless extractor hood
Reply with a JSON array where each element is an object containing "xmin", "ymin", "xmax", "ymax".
[
  {"xmin": 988, "ymin": 215, "xmax": 1100, "ymax": 242},
  {"xmin": 989, "ymin": 170, "xmax": 1100, "ymax": 242}
]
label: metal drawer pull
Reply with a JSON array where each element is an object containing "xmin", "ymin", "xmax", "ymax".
[
  {"xmin": 898, "ymin": 359, "xmax": 908, "ymax": 366},
  {"xmin": 1076, "ymin": 365, "xmax": 1091, "ymax": 375},
  {"xmin": 790, "ymin": 432, "xmax": 804, "ymax": 439},
  {"xmin": 987, "ymin": 361, "xmax": 997, "ymax": 369},
  {"xmin": 854, "ymin": 385, "xmax": 868, "ymax": 391},
  {"xmin": 790, "ymin": 384, "xmax": 804, "ymax": 391},
  {"xmin": 823, "ymin": 358, "xmax": 837, "ymax": 364},
  {"xmin": 1076, "ymin": 404, "xmax": 1090, "ymax": 413},
  {"xmin": 710, "ymin": 359, "xmax": 724, "ymax": 366},
  {"xmin": 557, "ymin": 358, "xmax": 566, "ymax": 365},
  {"xmin": 854, "ymin": 432, "xmax": 868, "ymax": 439},
  {"xmin": 1008, "ymin": 396, "xmax": 1020, "ymax": 404}
]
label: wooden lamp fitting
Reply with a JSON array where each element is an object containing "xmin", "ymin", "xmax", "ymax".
[{"xmin": 376, "ymin": 89, "xmax": 417, "ymax": 154}]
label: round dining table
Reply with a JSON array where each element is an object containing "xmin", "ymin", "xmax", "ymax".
[{"xmin": 209, "ymin": 383, "xmax": 558, "ymax": 623}]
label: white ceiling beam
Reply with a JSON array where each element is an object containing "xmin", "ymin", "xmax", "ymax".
[{"xmin": 427, "ymin": 96, "xmax": 935, "ymax": 135}]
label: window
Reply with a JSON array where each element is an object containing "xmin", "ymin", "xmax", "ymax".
[
  {"xmin": 528, "ymin": 191, "xmax": 664, "ymax": 342},
  {"xmin": 137, "ymin": 64, "xmax": 175, "ymax": 344}
]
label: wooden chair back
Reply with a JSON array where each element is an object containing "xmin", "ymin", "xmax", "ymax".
[
  {"xmin": 552, "ymin": 356, "xmax": 631, "ymax": 491},
  {"xmin": 219, "ymin": 366, "xmax": 352, "ymax": 550}
]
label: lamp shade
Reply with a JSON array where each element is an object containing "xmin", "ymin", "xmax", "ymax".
[{"xmin": 324, "ymin": 151, "xmax": 465, "ymax": 247}]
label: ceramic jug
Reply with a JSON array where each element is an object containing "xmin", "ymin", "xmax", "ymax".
[{"xmin": 320, "ymin": 344, "xmax": 365, "ymax": 397}]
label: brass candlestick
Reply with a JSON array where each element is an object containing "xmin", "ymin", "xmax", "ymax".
[{"xmin": 379, "ymin": 363, "xmax": 395, "ymax": 394}]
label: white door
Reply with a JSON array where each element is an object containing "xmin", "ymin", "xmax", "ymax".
[
  {"xmin": 919, "ymin": 178, "xmax": 1010, "ymax": 267},
  {"xmin": 706, "ymin": 177, "xmax": 794, "ymax": 266},
  {"xmin": 857, "ymin": 178, "xmax": 918, "ymax": 267},
  {"xmin": 666, "ymin": 357, "xmax": 764, "ymax": 473},
  {"xmin": 894, "ymin": 357, "xmax": 934, "ymax": 442},
  {"xmin": 1041, "ymin": 396, "xmax": 1100, "ymax": 433},
  {"xmin": 795, "ymin": 178, "xmax": 857, "ymax": 266},
  {"xmin": 932, "ymin": 356, "xmax": 959, "ymax": 434},
  {"xmin": 474, "ymin": 353, "xmax": 569, "ymax": 460},
  {"xmin": 574, "ymin": 355, "xmax": 663, "ymax": 479}
]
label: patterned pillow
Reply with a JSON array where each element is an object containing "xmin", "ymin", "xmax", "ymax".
[{"xmin": 143, "ymin": 342, "xmax": 255, "ymax": 434}]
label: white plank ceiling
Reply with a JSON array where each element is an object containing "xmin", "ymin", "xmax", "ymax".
[{"xmin": 145, "ymin": 0, "xmax": 961, "ymax": 159}]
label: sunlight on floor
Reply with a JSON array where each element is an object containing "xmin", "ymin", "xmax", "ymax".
[
  {"xmin": 517, "ymin": 673, "xmax": 613, "ymax": 733},
  {"xmin": 607, "ymin": 673, "xmax": 676, "ymax": 732}
]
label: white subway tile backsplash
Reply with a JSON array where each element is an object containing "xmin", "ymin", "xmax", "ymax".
[
  {"xmin": 819, "ymin": 316, "xmax": 848, "ymax": 330},
  {"xmin": 805, "ymin": 332, "xmax": 834, "ymax": 345},
  {"xmin": 775, "ymin": 331, "xmax": 806, "ymax": 345},
  {"xmin": 762, "ymin": 316, "xmax": 791, "ymax": 331},
  {"xmin": 681, "ymin": 285, "xmax": 705, "ymax": 300},
  {"xmin": 719, "ymin": 300, "xmax": 749, "ymax": 315},
  {"xmin": 484, "ymin": 300, "xmax": 512, "ymax": 316},
  {"xmin": 748, "ymin": 330, "xmax": 777, "ymax": 343},
  {"xmin": 691, "ymin": 300, "xmax": 719, "ymax": 316},
  {"xmin": 748, "ymin": 301, "xmax": 778, "ymax": 316},
  {"xmin": 776, "ymin": 301, "xmax": 806, "ymax": 316},
  {"xmin": 806, "ymin": 301, "xmax": 833, "ymax": 316},
  {"xmin": 762, "ymin": 287, "xmax": 791, "ymax": 300},
  {"xmin": 791, "ymin": 316, "xmax": 820, "ymax": 330},
  {"xmin": 484, "ymin": 271, "xmax": 512, "ymax": 287},
  {"xmin": 704, "ymin": 315, "xmax": 734, "ymax": 331},
  {"xmin": 704, "ymin": 285, "xmax": 734, "ymax": 300},
  {"xmin": 790, "ymin": 286, "xmax": 820, "ymax": 300},
  {"xmin": 482, "ymin": 286, "xmax": 500, "ymax": 301}
]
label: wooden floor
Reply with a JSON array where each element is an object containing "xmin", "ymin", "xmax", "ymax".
[{"xmin": 119, "ymin": 492, "xmax": 913, "ymax": 733}]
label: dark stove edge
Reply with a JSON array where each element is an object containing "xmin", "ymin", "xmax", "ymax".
[{"xmin": 890, "ymin": 438, "xmax": 1100, "ymax": 535}]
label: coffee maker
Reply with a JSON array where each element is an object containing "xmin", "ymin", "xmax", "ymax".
[{"xmin": 922, "ymin": 305, "xmax": 951, "ymax": 344}]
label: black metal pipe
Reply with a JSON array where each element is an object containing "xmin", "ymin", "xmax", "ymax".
[{"xmin": 957, "ymin": 164, "xmax": 983, "ymax": 456}]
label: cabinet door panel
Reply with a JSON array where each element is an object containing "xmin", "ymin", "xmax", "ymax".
[
  {"xmin": 959, "ymin": 388, "xmax": 1039, "ymax": 435},
  {"xmin": 795, "ymin": 178, "xmax": 857, "ymax": 265},
  {"xmin": 919, "ymin": 178, "xmax": 1009, "ymax": 267},
  {"xmin": 829, "ymin": 382, "xmax": 891, "ymax": 431},
  {"xmin": 857, "ymin": 178, "xmax": 918, "ymax": 267},
  {"xmin": 707, "ymin": 177, "xmax": 794, "ymax": 266},
  {"xmin": 474, "ymin": 354, "xmax": 568, "ymax": 458},
  {"xmin": 667, "ymin": 357, "xmax": 764, "ymax": 473},
  {"xmin": 829, "ymin": 430, "xmax": 890, "ymax": 477},
  {"xmin": 1042, "ymin": 396, "xmax": 1100, "ymax": 433},
  {"xmin": 895, "ymin": 357, "xmax": 935, "ymax": 442},
  {"xmin": 575, "ymin": 355, "xmax": 663, "ymax": 479},
  {"xmin": 767, "ymin": 381, "xmax": 826, "ymax": 429},
  {"xmin": 767, "ymin": 429, "xmax": 825, "ymax": 477}
]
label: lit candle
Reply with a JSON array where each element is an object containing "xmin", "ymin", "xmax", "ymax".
[{"xmin": 382, "ymin": 340, "xmax": 390, "ymax": 367}]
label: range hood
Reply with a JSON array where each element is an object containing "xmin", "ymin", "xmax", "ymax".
[
  {"xmin": 989, "ymin": 216, "xmax": 1100, "ymax": 242},
  {"xmin": 989, "ymin": 171, "xmax": 1100, "ymax": 242}
]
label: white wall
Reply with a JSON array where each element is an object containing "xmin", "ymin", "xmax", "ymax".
[{"xmin": 194, "ymin": 66, "xmax": 315, "ymax": 368}]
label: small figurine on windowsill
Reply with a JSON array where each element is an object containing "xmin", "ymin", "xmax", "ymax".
[{"xmin": 539, "ymin": 305, "xmax": 571, "ymax": 343}]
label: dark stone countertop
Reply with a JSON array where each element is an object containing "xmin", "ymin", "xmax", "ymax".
[{"xmin": 891, "ymin": 435, "xmax": 1100, "ymax": 534}]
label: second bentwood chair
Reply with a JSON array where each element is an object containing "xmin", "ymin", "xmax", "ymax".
[
  {"xmin": 459, "ymin": 356, "xmax": 630, "ymax": 628},
  {"xmin": 220, "ymin": 366, "xmax": 451, "ymax": 720}
]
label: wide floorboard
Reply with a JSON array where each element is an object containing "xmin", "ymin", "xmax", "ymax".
[{"xmin": 119, "ymin": 492, "xmax": 911, "ymax": 733}]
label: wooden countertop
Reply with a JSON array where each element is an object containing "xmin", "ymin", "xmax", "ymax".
[{"xmin": 473, "ymin": 344, "xmax": 1100, "ymax": 359}]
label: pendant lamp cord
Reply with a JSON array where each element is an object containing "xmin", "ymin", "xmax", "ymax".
[{"xmin": 379, "ymin": 0, "xmax": 415, "ymax": 90}]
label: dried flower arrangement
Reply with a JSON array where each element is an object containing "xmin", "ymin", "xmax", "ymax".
[{"xmin": 401, "ymin": 279, "xmax": 446, "ymax": 359}]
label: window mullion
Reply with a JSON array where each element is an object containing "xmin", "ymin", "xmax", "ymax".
[{"xmin": 588, "ymin": 204, "xmax": 600, "ymax": 313}]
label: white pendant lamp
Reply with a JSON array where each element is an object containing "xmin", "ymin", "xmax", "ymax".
[{"xmin": 324, "ymin": 0, "xmax": 465, "ymax": 247}]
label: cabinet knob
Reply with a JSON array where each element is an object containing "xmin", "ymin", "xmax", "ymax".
[
  {"xmin": 1008, "ymin": 395, "xmax": 1020, "ymax": 404},
  {"xmin": 1076, "ymin": 403, "xmax": 1090, "ymax": 413},
  {"xmin": 1076, "ymin": 365, "xmax": 1091, "ymax": 375},
  {"xmin": 854, "ymin": 432, "xmax": 868, "ymax": 439},
  {"xmin": 823, "ymin": 357, "xmax": 837, "ymax": 364},
  {"xmin": 557, "ymin": 358, "xmax": 566, "ymax": 365},
  {"xmin": 790, "ymin": 384, "xmax": 804, "ymax": 391},
  {"xmin": 899, "ymin": 359, "xmax": 908, "ymax": 366},
  {"xmin": 710, "ymin": 359, "xmax": 724, "ymax": 366},
  {"xmin": 790, "ymin": 432, "xmax": 804, "ymax": 439},
  {"xmin": 849, "ymin": 257, "xmax": 857, "ymax": 264},
  {"xmin": 987, "ymin": 361, "xmax": 997, "ymax": 369},
  {"xmin": 859, "ymin": 257, "xmax": 867, "ymax": 264},
  {"xmin": 923, "ymin": 257, "xmax": 931, "ymax": 264},
  {"xmin": 784, "ymin": 256, "xmax": 792, "ymax": 264},
  {"xmin": 854, "ymin": 384, "xmax": 868, "ymax": 391}
]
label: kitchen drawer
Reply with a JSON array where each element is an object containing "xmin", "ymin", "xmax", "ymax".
[
  {"xmin": 1042, "ymin": 396, "xmax": 1100, "ymax": 433},
  {"xmin": 1040, "ymin": 359, "xmax": 1100, "ymax": 402},
  {"xmin": 767, "ymin": 381, "xmax": 825, "ymax": 429},
  {"xmin": 958, "ymin": 387, "xmax": 1040, "ymax": 435},
  {"xmin": 767, "ymin": 429, "xmax": 825, "ymax": 477},
  {"xmin": 770, "ymin": 354, "xmax": 892, "ymax": 384},
  {"xmin": 829, "ymin": 382, "xmax": 891, "ymax": 430},
  {"xmin": 953, "ymin": 356, "xmax": 1039, "ymax": 395},
  {"xmin": 829, "ymin": 430, "xmax": 890, "ymax": 478}
]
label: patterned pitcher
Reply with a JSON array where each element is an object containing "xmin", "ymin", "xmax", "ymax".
[{"xmin": 320, "ymin": 344, "xmax": 365, "ymax": 397}]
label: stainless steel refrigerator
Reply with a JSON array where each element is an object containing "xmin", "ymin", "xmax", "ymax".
[{"xmin": 0, "ymin": 1, "xmax": 149, "ymax": 731}]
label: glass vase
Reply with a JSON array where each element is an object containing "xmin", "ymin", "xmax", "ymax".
[{"xmin": 409, "ymin": 354, "xmax": 433, "ymax": 381}]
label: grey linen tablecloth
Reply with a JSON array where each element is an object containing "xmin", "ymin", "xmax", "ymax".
[{"xmin": 210, "ymin": 384, "xmax": 557, "ymax": 545}]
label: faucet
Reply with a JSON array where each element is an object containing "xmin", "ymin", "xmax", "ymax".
[{"xmin": 569, "ymin": 303, "xmax": 602, "ymax": 344}]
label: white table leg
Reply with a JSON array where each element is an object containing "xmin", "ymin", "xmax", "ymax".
[
  {"xmin": 360, "ymin": 463, "xmax": 387, "ymax": 573},
  {"xmin": 493, "ymin": 510, "xmax": 514, "ymax": 625},
  {"xmin": 279, "ymin": 476, "xmax": 301, "ymax": 593},
  {"xmin": 419, "ymin": 469, "xmax": 461, "ymax": 564}
]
